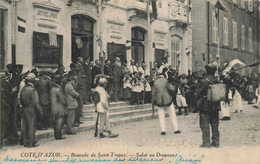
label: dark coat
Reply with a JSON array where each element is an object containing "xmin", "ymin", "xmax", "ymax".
[
  {"xmin": 92, "ymin": 66, "xmax": 101, "ymax": 82},
  {"xmin": 20, "ymin": 83, "xmax": 43, "ymax": 115},
  {"xmin": 50, "ymin": 84, "xmax": 68, "ymax": 117},
  {"xmin": 196, "ymin": 75, "xmax": 220, "ymax": 112},
  {"xmin": 104, "ymin": 64, "xmax": 113, "ymax": 77},
  {"xmin": 75, "ymin": 62, "xmax": 86, "ymax": 76},
  {"xmin": 34, "ymin": 78, "xmax": 51, "ymax": 106},
  {"xmin": 112, "ymin": 64, "xmax": 123, "ymax": 80},
  {"xmin": 83, "ymin": 62, "xmax": 92, "ymax": 83}
]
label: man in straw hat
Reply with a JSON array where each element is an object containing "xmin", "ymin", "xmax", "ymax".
[
  {"xmin": 152, "ymin": 73, "xmax": 181, "ymax": 136},
  {"xmin": 20, "ymin": 73, "xmax": 43, "ymax": 147},
  {"xmin": 94, "ymin": 77, "xmax": 119, "ymax": 138},
  {"xmin": 196, "ymin": 62, "xmax": 220, "ymax": 148}
]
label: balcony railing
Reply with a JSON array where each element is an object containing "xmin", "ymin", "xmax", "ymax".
[{"xmin": 127, "ymin": 0, "xmax": 151, "ymax": 13}]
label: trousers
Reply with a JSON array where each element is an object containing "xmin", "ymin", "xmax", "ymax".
[
  {"xmin": 233, "ymin": 90, "xmax": 243, "ymax": 111},
  {"xmin": 21, "ymin": 107, "xmax": 36, "ymax": 147},
  {"xmin": 199, "ymin": 111, "xmax": 219, "ymax": 146},
  {"xmin": 84, "ymin": 81, "xmax": 92, "ymax": 103},
  {"xmin": 54, "ymin": 116, "xmax": 65, "ymax": 139},
  {"xmin": 99, "ymin": 112, "xmax": 110, "ymax": 134},
  {"xmin": 157, "ymin": 103, "xmax": 179, "ymax": 132},
  {"xmin": 66, "ymin": 109, "xmax": 76, "ymax": 134},
  {"xmin": 220, "ymin": 101, "xmax": 230, "ymax": 117}
]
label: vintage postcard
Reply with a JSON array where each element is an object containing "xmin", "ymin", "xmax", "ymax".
[{"xmin": 1, "ymin": 0, "xmax": 260, "ymax": 163}]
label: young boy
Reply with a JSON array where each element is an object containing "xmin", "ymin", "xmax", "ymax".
[{"xmin": 95, "ymin": 77, "xmax": 119, "ymax": 138}]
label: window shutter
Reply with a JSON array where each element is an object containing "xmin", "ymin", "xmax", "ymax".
[{"xmin": 232, "ymin": 21, "xmax": 237, "ymax": 48}]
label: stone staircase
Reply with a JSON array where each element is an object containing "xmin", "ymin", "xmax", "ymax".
[
  {"xmin": 82, "ymin": 102, "xmax": 157, "ymax": 122},
  {"xmin": 35, "ymin": 102, "xmax": 159, "ymax": 140}
]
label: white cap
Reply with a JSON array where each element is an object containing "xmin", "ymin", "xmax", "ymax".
[
  {"xmin": 25, "ymin": 73, "xmax": 36, "ymax": 80},
  {"xmin": 99, "ymin": 78, "xmax": 108, "ymax": 84}
]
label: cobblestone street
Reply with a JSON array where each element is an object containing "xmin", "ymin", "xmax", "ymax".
[{"xmin": 1, "ymin": 102, "xmax": 260, "ymax": 164}]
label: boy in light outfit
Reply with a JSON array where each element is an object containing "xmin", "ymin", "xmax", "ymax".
[{"xmin": 95, "ymin": 77, "xmax": 119, "ymax": 138}]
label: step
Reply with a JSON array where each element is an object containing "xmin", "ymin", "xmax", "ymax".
[
  {"xmin": 35, "ymin": 112, "xmax": 160, "ymax": 141},
  {"xmin": 82, "ymin": 104, "xmax": 153, "ymax": 115},
  {"xmin": 81, "ymin": 107, "xmax": 156, "ymax": 121},
  {"xmin": 83, "ymin": 101, "xmax": 128, "ymax": 109}
]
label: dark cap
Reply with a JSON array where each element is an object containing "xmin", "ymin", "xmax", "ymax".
[
  {"xmin": 68, "ymin": 71, "xmax": 77, "ymax": 78},
  {"xmin": 53, "ymin": 74, "xmax": 63, "ymax": 80},
  {"xmin": 181, "ymin": 73, "xmax": 187, "ymax": 79},
  {"xmin": 205, "ymin": 62, "xmax": 217, "ymax": 70},
  {"xmin": 16, "ymin": 64, "xmax": 23, "ymax": 69},
  {"xmin": 6, "ymin": 64, "xmax": 14, "ymax": 69}
]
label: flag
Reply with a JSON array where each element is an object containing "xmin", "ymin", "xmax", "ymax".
[
  {"xmin": 222, "ymin": 59, "xmax": 246, "ymax": 74},
  {"xmin": 75, "ymin": 36, "xmax": 83, "ymax": 49},
  {"xmin": 48, "ymin": 31, "xmax": 58, "ymax": 46},
  {"xmin": 17, "ymin": 16, "xmax": 26, "ymax": 33},
  {"xmin": 151, "ymin": 0, "xmax": 158, "ymax": 20}
]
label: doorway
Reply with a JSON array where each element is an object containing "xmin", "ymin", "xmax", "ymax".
[
  {"xmin": 71, "ymin": 14, "xmax": 95, "ymax": 63},
  {"xmin": 131, "ymin": 27, "xmax": 146, "ymax": 65}
]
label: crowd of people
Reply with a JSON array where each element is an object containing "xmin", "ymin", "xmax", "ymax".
[{"xmin": 1, "ymin": 56, "xmax": 260, "ymax": 148}]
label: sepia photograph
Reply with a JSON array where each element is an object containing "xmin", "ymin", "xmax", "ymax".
[{"xmin": 0, "ymin": 0, "xmax": 260, "ymax": 163}]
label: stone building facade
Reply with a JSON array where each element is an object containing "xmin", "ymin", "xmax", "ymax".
[
  {"xmin": 192, "ymin": 0, "xmax": 259, "ymax": 74},
  {"xmin": 1, "ymin": 0, "xmax": 192, "ymax": 74}
]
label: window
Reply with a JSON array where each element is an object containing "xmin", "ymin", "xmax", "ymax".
[
  {"xmin": 33, "ymin": 32, "xmax": 63, "ymax": 66},
  {"xmin": 71, "ymin": 15, "xmax": 94, "ymax": 34},
  {"xmin": 232, "ymin": 21, "xmax": 238, "ymax": 48},
  {"xmin": 249, "ymin": 28, "xmax": 253, "ymax": 52},
  {"xmin": 171, "ymin": 41, "xmax": 180, "ymax": 69},
  {"xmin": 248, "ymin": 0, "xmax": 253, "ymax": 12},
  {"xmin": 212, "ymin": 13, "xmax": 218, "ymax": 44},
  {"xmin": 223, "ymin": 17, "xmax": 228, "ymax": 46},
  {"xmin": 241, "ymin": 0, "xmax": 246, "ymax": 8},
  {"xmin": 241, "ymin": 25, "xmax": 246, "ymax": 50}
]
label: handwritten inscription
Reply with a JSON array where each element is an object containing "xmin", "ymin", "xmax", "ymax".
[{"xmin": 2, "ymin": 152, "xmax": 205, "ymax": 163}]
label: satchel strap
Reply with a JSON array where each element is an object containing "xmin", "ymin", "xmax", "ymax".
[{"xmin": 205, "ymin": 78, "xmax": 214, "ymax": 85}]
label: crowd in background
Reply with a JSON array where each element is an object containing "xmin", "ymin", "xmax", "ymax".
[{"xmin": 1, "ymin": 56, "xmax": 260, "ymax": 147}]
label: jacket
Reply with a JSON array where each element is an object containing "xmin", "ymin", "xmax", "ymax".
[
  {"xmin": 20, "ymin": 82, "xmax": 43, "ymax": 115},
  {"xmin": 50, "ymin": 84, "xmax": 68, "ymax": 117},
  {"xmin": 104, "ymin": 64, "xmax": 113, "ymax": 77},
  {"xmin": 113, "ymin": 64, "xmax": 123, "ymax": 79},
  {"xmin": 152, "ymin": 75, "xmax": 173, "ymax": 107},
  {"xmin": 64, "ymin": 80, "xmax": 79, "ymax": 109},
  {"xmin": 95, "ymin": 86, "xmax": 109, "ymax": 113},
  {"xmin": 83, "ymin": 62, "xmax": 92, "ymax": 83},
  {"xmin": 34, "ymin": 77, "xmax": 51, "ymax": 106},
  {"xmin": 196, "ymin": 75, "xmax": 220, "ymax": 112},
  {"xmin": 92, "ymin": 65, "xmax": 101, "ymax": 81}
]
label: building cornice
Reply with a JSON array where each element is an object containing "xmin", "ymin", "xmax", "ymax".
[{"xmin": 32, "ymin": 2, "xmax": 61, "ymax": 12}]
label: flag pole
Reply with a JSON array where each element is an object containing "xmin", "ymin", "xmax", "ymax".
[
  {"xmin": 147, "ymin": 0, "xmax": 151, "ymax": 64},
  {"xmin": 145, "ymin": 0, "xmax": 151, "ymax": 106},
  {"xmin": 98, "ymin": 0, "xmax": 104, "ymax": 76},
  {"xmin": 11, "ymin": 0, "xmax": 18, "ymax": 65}
]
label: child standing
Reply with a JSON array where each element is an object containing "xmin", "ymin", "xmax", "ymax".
[{"xmin": 131, "ymin": 72, "xmax": 142, "ymax": 104}]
